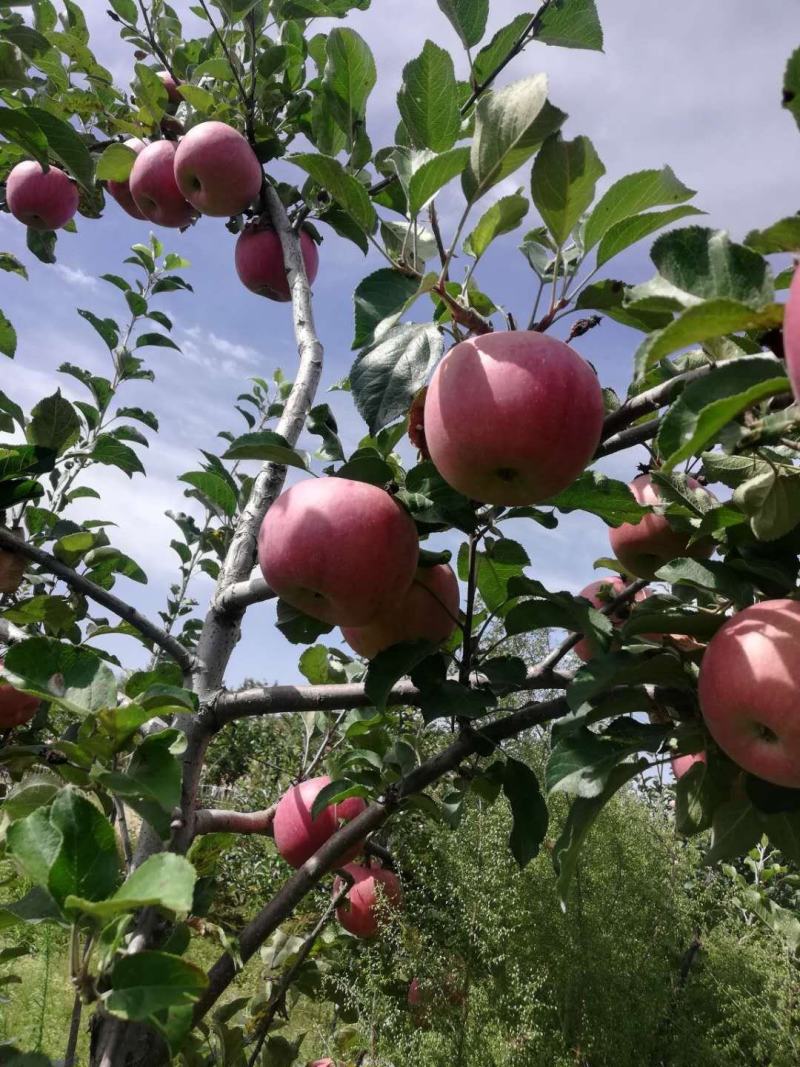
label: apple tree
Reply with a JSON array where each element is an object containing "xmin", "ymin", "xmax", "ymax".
[{"xmin": 0, "ymin": 0, "xmax": 799, "ymax": 1063}]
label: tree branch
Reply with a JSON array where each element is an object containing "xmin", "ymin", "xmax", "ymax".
[
  {"xmin": 594, "ymin": 418, "xmax": 660, "ymax": 459},
  {"xmin": 0, "ymin": 528, "xmax": 195, "ymax": 676},
  {"xmin": 194, "ymin": 805, "xmax": 276, "ymax": 836},
  {"xmin": 601, "ymin": 365, "xmax": 714, "ymax": 437},
  {"xmin": 213, "ymin": 572, "xmax": 274, "ymax": 614},
  {"xmin": 135, "ymin": 0, "xmax": 180, "ymax": 86},
  {"xmin": 195, "ymin": 0, "xmax": 253, "ymax": 142}
]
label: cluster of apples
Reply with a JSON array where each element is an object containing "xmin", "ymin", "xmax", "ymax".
[{"xmin": 273, "ymin": 774, "xmax": 402, "ymax": 939}]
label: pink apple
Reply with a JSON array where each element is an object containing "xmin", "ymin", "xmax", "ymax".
[
  {"xmin": 272, "ymin": 775, "xmax": 366, "ymax": 869},
  {"xmin": 609, "ymin": 474, "xmax": 715, "ymax": 580},
  {"xmin": 573, "ymin": 577, "xmax": 650, "ymax": 661},
  {"xmin": 174, "ymin": 121, "xmax": 262, "ymax": 217},
  {"xmin": 6, "ymin": 161, "xmax": 79, "ymax": 230},
  {"xmin": 785, "ymin": 265, "xmax": 800, "ymax": 405},
  {"xmin": 0, "ymin": 661, "xmax": 39, "ymax": 729},
  {"xmin": 341, "ymin": 563, "xmax": 459, "ymax": 659},
  {"xmin": 106, "ymin": 138, "xmax": 147, "ymax": 220},
  {"xmin": 334, "ymin": 863, "xmax": 403, "ymax": 938},
  {"xmin": 158, "ymin": 70, "xmax": 182, "ymax": 105},
  {"xmin": 672, "ymin": 751, "xmax": 707, "ymax": 780},
  {"xmin": 235, "ymin": 222, "xmax": 320, "ymax": 301},
  {"xmin": 423, "ymin": 331, "xmax": 604, "ymax": 506},
  {"xmin": 308, "ymin": 1061, "xmax": 335, "ymax": 1067},
  {"xmin": 698, "ymin": 599, "xmax": 800, "ymax": 787},
  {"xmin": 258, "ymin": 478, "xmax": 419, "ymax": 626},
  {"xmin": 129, "ymin": 141, "xmax": 196, "ymax": 228}
]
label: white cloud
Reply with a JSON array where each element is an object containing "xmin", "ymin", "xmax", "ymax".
[{"xmin": 53, "ymin": 264, "xmax": 99, "ymax": 290}]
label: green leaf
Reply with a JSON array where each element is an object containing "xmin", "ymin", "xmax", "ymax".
[
  {"xmin": 463, "ymin": 75, "xmax": 566, "ymax": 202},
  {"xmin": 0, "ymin": 107, "xmax": 49, "ymax": 168},
  {"xmin": 108, "ymin": 951, "xmax": 208, "ymax": 1020},
  {"xmin": 0, "ymin": 310, "xmax": 16, "ymax": 358},
  {"xmin": 657, "ymin": 356, "xmax": 789, "ymax": 470},
  {"xmin": 407, "ymin": 146, "xmax": 470, "ymax": 216},
  {"xmin": 705, "ymin": 799, "xmax": 762, "ymax": 864},
  {"xmin": 472, "ymin": 14, "xmax": 536, "ymax": 85},
  {"xmin": 535, "ymin": 0, "xmax": 604, "ymax": 51},
  {"xmin": 310, "ymin": 778, "xmax": 369, "ymax": 820},
  {"xmin": 109, "ymin": 0, "xmax": 138, "ymax": 21},
  {"xmin": 567, "ymin": 651, "xmax": 690, "ymax": 711},
  {"xmin": 46, "ymin": 787, "xmax": 119, "ymax": 905},
  {"xmin": 596, "ymin": 206, "xmax": 705, "ymax": 267},
  {"xmin": 307, "ymin": 403, "xmax": 345, "ymax": 461},
  {"xmin": 350, "ymin": 323, "xmax": 444, "ymax": 435},
  {"xmin": 177, "ymin": 84, "xmax": 215, "ymax": 111},
  {"xmin": 27, "ymin": 228, "xmax": 57, "ymax": 265},
  {"xmin": 276, "ymin": 600, "xmax": 334, "ymax": 645},
  {"xmin": 65, "ymin": 853, "xmax": 196, "ymax": 921},
  {"xmin": 733, "ymin": 467, "xmax": 800, "ymax": 542},
  {"xmin": 398, "ymin": 40, "xmax": 460, "ymax": 152},
  {"xmin": 322, "ymin": 27, "xmax": 376, "ymax": 138},
  {"xmin": 553, "ymin": 761, "xmax": 645, "ymax": 909},
  {"xmin": 0, "ymin": 253, "xmax": 28, "ymax": 279},
  {"xmin": 531, "ymin": 133, "xmax": 605, "ymax": 246},
  {"xmin": 547, "ymin": 726, "xmax": 654, "ymax": 798},
  {"xmin": 783, "ymin": 47, "xmax": 800, "ymax": 131},
  {"xmin": 77, "ymin": 308, "xmax": 119, "ymax": 350},
  {"xmin": 633, "ymin": 299, "xmax": 784, "ymax": 380},
  {"xmin": 436, "ymin": 0, "xmax": 488, "ymax": 48},
  {"xmin": 24, "ymin": 106, "xmax": 93, "ymax": 189},
  {"xmin": 744, "ymin": 215, "xmax": 800, "ymax": 254},
  {"xmin": 290, "ymin": 153, "xmax": 376, "ymax": 233},
  {"xmin": 460, "ymin": 537, "xmax": 530, "ymax": 613},
  {"xmin": 654, "ymin": 558, "xmax": 754, "ymax": 602},
  {"xmin": 180, "ymin": 471, "xmax": 238, "ymax": 517},
  {"xmin": 584, "ymin": 166, "xmax": 696, "ymax": 251},
  {"xmin": 545, "ymin": 471, "xmax": 646, "ymax": 526},
  {"xmin": 352, "ymin": 269, "xmax": 420, "ymax": 350},
  {"xmin": 6, "ymin": 809, "xmax": 62, "ymax": 894},
  {"xmin": 135, "ymin": 332, "xmax": 180, "ymax": 351},
  {"xmin": 90, "ymin": 436, "xmax": 145, "ymax": 477},
  {"xmin": 222, "ymin": 431, "xmax": 309, "ymax": 470},
  {"xmin": 463, "ymin": 191, "xmax": 529, "ymax": 259},
  {"xmin": 95, "ymin": 141, "xmax": 137, "ymax": 182},
  {"xmin": 25, "ymin": 391, "xmax": 80, "ymax": 454},
  {"xmin": 502, "ymin": 757, "xmax": 548, "ymax": 868},
  {"xmin": 364, "ymin": 640, "xmax": 437, "ymax": 709},
  {"xmin": 417, "ymin": 678, "xmax": 494, "ymax": 723},
  {"xmin": 650, "ymin": 227, "xmax": 774, "ymax": 307},
  {"xmin": 3, "ymin": 637, "xmax": 117, "ymax": 715}
]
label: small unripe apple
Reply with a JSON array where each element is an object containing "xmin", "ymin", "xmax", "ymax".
[
  {"xmin": 784, "ymin": 265, "xmax": 800, "ymax": 405},
  {"xmin": 341, "ymin": 563, "xmax": 459, "ymax": 659},
  {"xmin": 106, "ymin": 138, "xmax": 147, "ymax": 220},
  {"xmin": 424, "ymin": 331, "xmax": 604, "ymax": 505},
  {"xmin": 609, "ymin": 474, "xmax": 715, "ymax": 579},
  {"xmin": 174, "ymin": 121, "xmax": 262, "ymax": 217},
  {"xmin": 407, "ymin": 387, "xmax": 429, "ymax": 458},
  {"xmin": 0, "ymin": 527, "xmax": 26, "ymax": 595},
  {"xmin": 273, "ymin": 775, "xmax": 366, "ymax": 869},
  {"xmin": 0, "ymin": 661, "xmax": 39, "ymax": 729},
  {"xmin": 6, "ymin": 161, "xmax": 79, "ymax": 230},
  {"xmin": 158, "ymin": 70, "xmax": 182, "ymax": 104},
  {"xmin": 235, "ymin": 222, "xmax": 320, "ymax": 301},
  {"xmin": 698, "ymin": 599, "xmax": 800, "ymax": 787},
  {"xmin": 573, "ymin": 577, "xmax": 649, "ymax": 661},
  {"xmin": 334, "ymin": 863, "xmax": 403, "ymax": 938},
  {"xmin": 129, "ymin": 141, "xmax": 196, "ymax": 228},
  {"xmin": 672, "ymin": 751, "xmax": 707, "ymax": 779},
  {"xmin": 258, "ymin": 478, "xmax": 419, "ymax": 626}
]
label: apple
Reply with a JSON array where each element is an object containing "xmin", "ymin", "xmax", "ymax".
[
  {"xmin": 0, "ymin": 527, "xmax": 26, "ymax": 595},
  {"xmin": 308, "ymin": 1061, "xmax": 335, "ymax": 1067},
  {"xmin": 106, "ymin": 138, "xmax": 147, "ymax": 220},
  {"xmin": 158, "ymin": 70, "xmax": 181, "ymax": 105},
  {"xmin": 334, "ymin": 863, "xmax": 403, "ymax": 938},
  {"xmin": 273, "ymin": 775, "xmax": 367, "ymax": 869},
  {"xmin": 423, "ymin": 331, "xmax": 604, "ymax": 506},
  {"xmin": 5, "ymin": 161, "xmax": 79, "ymax": 230},
  {"xmin": 129, "ymin": 141, "xmax": 196, "ymax": 229},
  {"xmin": 0, "ymin": 661, "xmax": 39, "ymax": 729},
  {"xmin": 407, "ymin": 387, "xmax": 429, "ymax": 458},
  {"xmin": 609, "ymin": 474, "xmax": 715, "ymax": 579},
  {"xmin": 672, "ymin": 751, "xmax": 707, "ymax": 780},
  {"xmin": 407, "ymin": 973, "xmax": 464, "ymax": 1025},
  {"xmin": 698, "ymin": 599, "xmax": 800, "ymax": 787},
  {"xmin": 174, "ymin": 121, "xmax": 262, "ymax": 217},
  {"xmin": 341, "ymin": 563, "xmax": 459, "ymax": 659},
  {"xmin": 573, "ymin": 577, "xmax": 650, "ymax": 661},
  {"xmin": 785, "ymin": 265, "xmax": 800, "ymax": 405},
  {"xmin": 258, "ymin": 478, "xmax": 419, "ymax": 626},
  {"xmin": 235, "ymin": 222, "xmax": 319, "ymax": 301}
]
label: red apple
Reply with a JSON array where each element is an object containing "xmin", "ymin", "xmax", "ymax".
[
  {"xmin": 235, "ymin": 222, "xmax": 319, "ymax": 301},
  {"xmin": 272, "ymin": 775, "xmax": 366, "ymax": 869},
  {"xmin": 129, "ymin": 141, "xmax": 196, "ymax": 229},
  {"xmin": 6, "ymin": 161, "xmax": 79, "ymax": 230},
  {"xmin": 106, "ymin": 138, "xmax": 147, "ymax": 220},
  {"xmin": 258, "ymin": 478, "xmax": 418, "ymax": 626},
  {"xmin": 158, "ymin": 70, "xmax": 182, "ymax": 105},
  {"xmin": 174, "ymin": 121, "xmax": 262, "ymax": 217},
  {"xmin": 573, "ymin": 577, "xmax": 650, "ymax": 661},
  {"xmin": 698, "ymin": 599, "xmax": 800, "ymax": 787},
  {"xmin": 423, "ymin": 331, "xmax": 604, "ymax": 506},
  {"xmin": 0, "ymin": 661, "xmax": 39, "ymax": 729},
  {"xmin": 407, "ymin": 387, "xmax": 429, "ymax": 459},
  {"xmin": 0, "ymin": 528, "xmax": 26, "ymax": 595},
  {"xmin": 308, "ymin": 1061, "xmax": 335, "ymax": 1067},
  {"xmin": 341, "ymin": 563, "xmax": 459, "ymax": 659},
  {"xmin": 672, "ymin": 751, "xmax": 707, "ymax": 779},
  {"xmin": 334, "ymin": 863, "xmax": 403, "ymax": 939},
  {"xmin": 785, "ymin": 265, "xmax": 800, "ymax": 405},
  {"xmin": 609, "ymin": 474, "xmax": 715, "ymax": 580}
]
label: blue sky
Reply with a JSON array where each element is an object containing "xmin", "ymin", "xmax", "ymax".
[{"xmin": 2, "ymin": 0, "xmax": 799, "ymax": 686}]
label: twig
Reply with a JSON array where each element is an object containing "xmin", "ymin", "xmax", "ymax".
[
  {"xmin": 594, "ymin": 418, "xmax": 660, "ymax": 459},
  {"xmin": 135, "ymin": 0, "xmax": 180, "ymax": 86},
  {"xmin": 0, "ymin": 528, "xmax": 195, "ymax": 676},
  {"xmin": 429, "ymin": 201, "xmax": 448, "ymax": 271},
  {"xmin": 459, "ymin": 533, "xmax": 479, "ymax": 685},
  {"xmin": 602, "ymin": 365, "xmax": 714, "ymax": 437},
  {"xmin": 64, "ymin": 990, "xmax": 83, "ymax": 1067},
  {"xmin": 195, "ymin": 0, "xmax": 254, "ymax": 142},
  {"xmin": 434, "ymin": 282, "xmax": 494, "ymax": 335},
  {"xmin": 114, "ymin": 798, "xmax": 134, "ymax": 873}
]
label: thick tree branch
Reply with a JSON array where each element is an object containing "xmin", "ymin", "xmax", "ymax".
[
  {"xmin": 194, "ymin": 805, "xmax": 276, "ymax": 836},
  {"xmin": 214, "ymin": 572, "xmax": 274, "ymax": 614},
  {"xmin": 0, "ymin": 528, "xmax": 194, "ymax": 675},
  {"xmin": 601, "ymin": 365, "xmax": 714, "ymax": 437}
]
